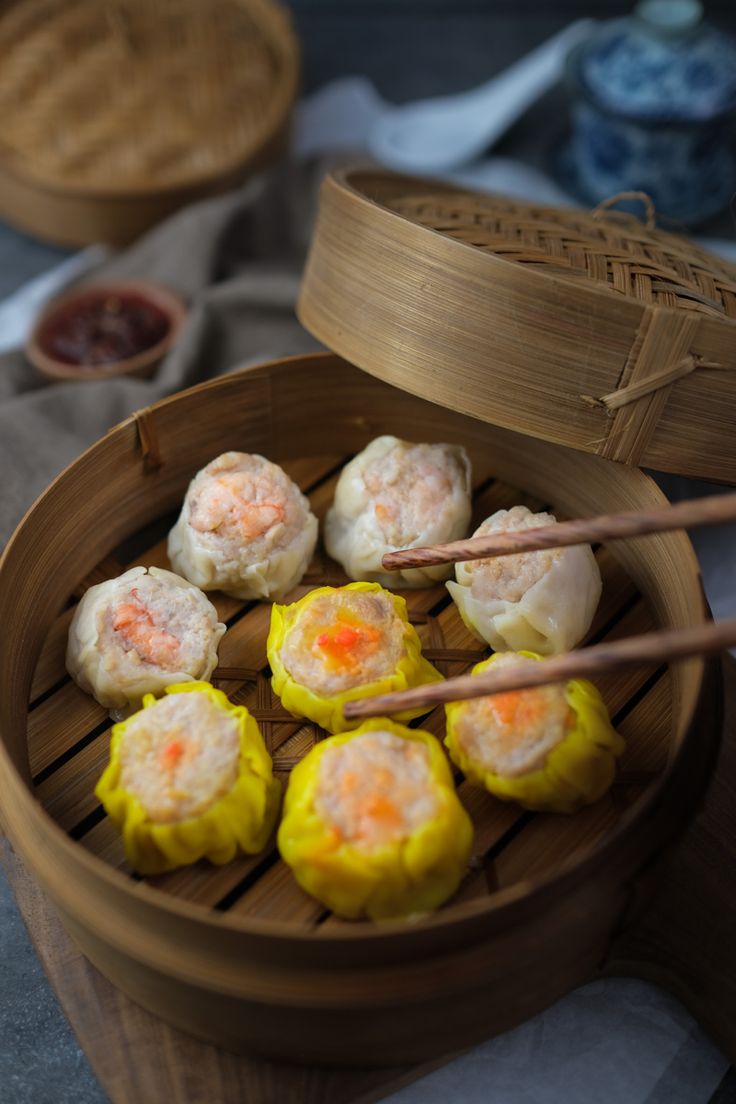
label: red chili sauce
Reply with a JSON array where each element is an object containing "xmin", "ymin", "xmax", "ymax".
[{"xmin": 40, "ymin": 293, "xmax": 170, "ymax": 368}]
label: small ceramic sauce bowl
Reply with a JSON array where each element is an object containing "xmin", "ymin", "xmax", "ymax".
[{"xmin": 26, "ymin": 280, "xmax": 187, "ymax": 382}]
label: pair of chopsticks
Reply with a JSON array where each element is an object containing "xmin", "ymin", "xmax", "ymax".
[{"xmin": 343, "ymin": 492, "xmax": 736, "ymax": 720}]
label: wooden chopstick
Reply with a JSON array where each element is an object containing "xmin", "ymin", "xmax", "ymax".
[
  {"xmin": 342, "ymin": 617, "xmax": 736, "ymax": 721},
  {"xmin": 381, "ymin": 492, "xmax": 736, "ymax": 571}
]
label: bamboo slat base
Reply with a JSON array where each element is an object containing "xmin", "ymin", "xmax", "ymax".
[{"xmin": 28, "ymin": 454, "xmax": 666, "ymax": 927}]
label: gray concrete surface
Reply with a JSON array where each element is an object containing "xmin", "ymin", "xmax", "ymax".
[{"xmin": 0, "ymin": 864, "xmax": 106, "ymax": 1104}]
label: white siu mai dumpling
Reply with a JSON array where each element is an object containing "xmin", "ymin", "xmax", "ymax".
[
  {"xmin": 167, "ymin": 452, "xmax": 318, "ymax": 600},
  {"xmin": 324, "ymin": 436, "xmax": 472, "ymax": 588},
  {"xmin": 66, "ymin": 566, "xmax": 226, "ymax": 717},
  {"xmin": 446, "ymin": 505, "xmax": 602, "ymax": 655}
]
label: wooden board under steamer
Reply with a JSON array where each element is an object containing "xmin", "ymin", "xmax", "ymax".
[{"xmin": 0, "ymin": 353, "xmax": 722, "ymax": 1067}]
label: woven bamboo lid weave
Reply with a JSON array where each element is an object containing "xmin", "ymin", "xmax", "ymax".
[
  {"xmin": 298, "ymin": 168, "xmax": 736, "ymax": 484},
  {"xmin": 0, "ymin": 0, "xmax": 298, "ymax": 245}
]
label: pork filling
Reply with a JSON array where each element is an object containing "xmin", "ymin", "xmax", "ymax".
[
  {"xmin": 315, "ymin": 730, "xmax": 438, "ymax": 849},
  {"xmin": 362, "ymin": 440, "xmax": 467, "ymax": 547},
  {"xmin": 468, "ymin": 506, "xmax": 561, "ymax": 603},
  {"xmin": 119, "ymin": 693, "xmax": 240, "ymax": 823},
  {"xmin": 454, "ymin": 654, "xmax": 573, "ymax": 777}
]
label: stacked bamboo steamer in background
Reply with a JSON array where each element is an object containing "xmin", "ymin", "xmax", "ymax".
[{"xmin": 0, "ymin": 0, "xmax": 298, "ymax": 245}]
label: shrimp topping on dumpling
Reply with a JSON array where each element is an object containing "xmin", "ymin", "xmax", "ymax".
[
  {"xmin": 446, "ymin": 505, "xmax": 601, "ymax": 655},
  {"xmin": 168, "ymin": 452, "xmax": 318, "ymax": 601},
  {"xmin": 66, "ymin": 566, "xmax": 226, "ymax": 718},
  {"xmin": 325, "ymin": 436, "xmax": 471, "ymax": 588}
]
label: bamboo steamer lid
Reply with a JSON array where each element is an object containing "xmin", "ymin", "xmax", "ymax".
[
  {"xmin": 0, "ymin": 0, "xmax": 298, "ymax": 246},
  {"xmin": 298, "ymin": 168, "xmax": 736, "ymax": 484}
]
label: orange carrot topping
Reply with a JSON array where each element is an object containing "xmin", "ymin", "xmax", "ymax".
[
  {"xmin": 486, "ymin": 688, "xmax": 545, "ymax": 730},
  {"xmin": 339, "ymin": 770, "xmax": 358, "ymax": 794},
  {"xmin": 160, "ymin": 738, "xmax": 186, "ymax": 770},
  {"xmin": 358, "ymin": 794, "xmax": 402, "ymax": 835},
  {"xmin": 369, "ymin": 794, "xmax": 401, "ymax": 822},
  {"xmin": 322, "ymin": 825, "xmax": 343, "ymax": 850},
  {"xmin": 315, "ymin": 619, "xmax": 382, "ymax": 669}
]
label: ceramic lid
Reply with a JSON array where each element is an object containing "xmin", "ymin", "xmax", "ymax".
[
  {"xmin": 297, "ymin": 167, "xmax": 736, "ymax": 484},
  {"xmin": 570, "ymin": 0, "xmax": 736, "ymax": 122}
]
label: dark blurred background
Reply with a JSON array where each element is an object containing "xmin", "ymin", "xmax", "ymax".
[
  {"xmin": 286, "ymin": 0, "xmax": 736, "ymax": 186},
  {"xmin": 287, "ymin": 0, "xmax": 736, "ymax": 99},
  {"xmin": 2, "ymin": 0, "xmax": 735, "ymax": 296}
]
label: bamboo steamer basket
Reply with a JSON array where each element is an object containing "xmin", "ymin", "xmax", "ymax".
[
  {"xmin": 0, "ymin": 0, "xmax": 298, "ymax": 246},
  {"xmin": 0, "ymin": 171, "xmax": 734, "ymax": 1066},
  {"xmin": 0, "ymin": 356, "xmax": 723, "ymax": 1064}
]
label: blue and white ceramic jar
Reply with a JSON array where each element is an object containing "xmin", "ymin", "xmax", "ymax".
[{"xmin": 564, "ymin": 0, "xmax": 736, "ymax": 224}]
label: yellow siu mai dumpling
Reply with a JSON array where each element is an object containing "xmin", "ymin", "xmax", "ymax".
[
  {"xmin": 278, "ymin": 719, "xmax": 473, "ymax": 920},
  {"xmin": 95, "ymin": 682, "xmax": 280, "ymax": 874},
  {"xmin": 447, "ymin": 505, "xmax": 601, "ymax": 655},
  {"xmin": 267, "ymin": 581, "xmax": 442, "ymax": 733},
  {"xmin": 168, "ymin": 451, "xmax": 318, "ymax": 601},
  {"xmin": 445, "ymin": 652, "xmax": 624, "ymax": 813},
  {"xmin": 325, "ymin": 436, "xmax": 471, "ymax": 588}
]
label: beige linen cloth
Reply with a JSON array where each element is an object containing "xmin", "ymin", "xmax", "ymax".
[{"xmin": 0, "ymin": 160, "xmax": 334, "ymax": 549}]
